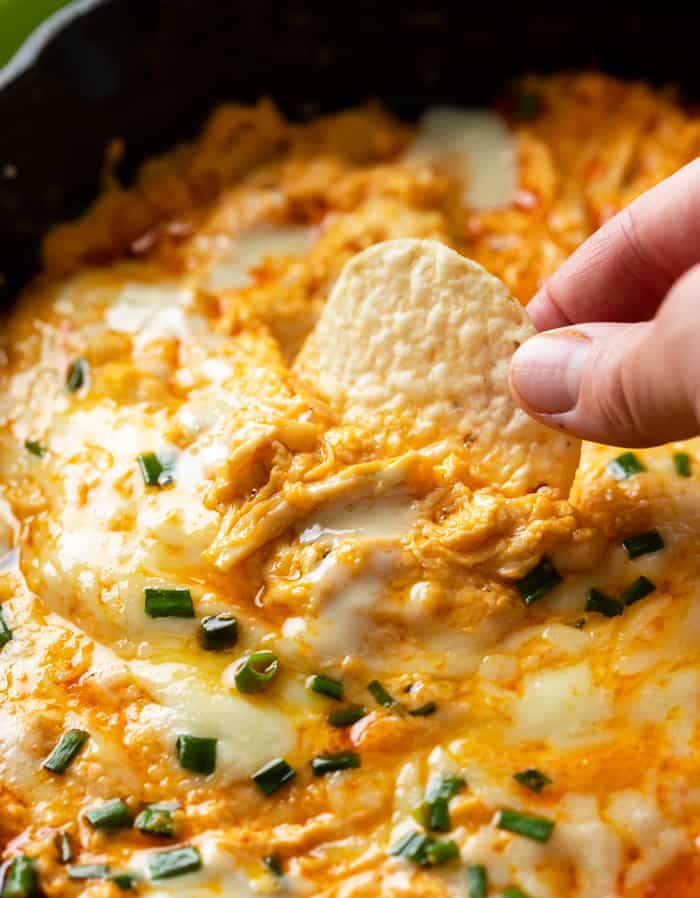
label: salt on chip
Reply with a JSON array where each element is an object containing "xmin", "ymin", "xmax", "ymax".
[{"xmin": 295, "ymin": 238, "xmax": 580, "ymax": 496}]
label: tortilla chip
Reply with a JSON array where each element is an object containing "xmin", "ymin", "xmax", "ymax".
[{"xmin": 295, "ymin": 238, "xmax": 580, "ymax": 496}]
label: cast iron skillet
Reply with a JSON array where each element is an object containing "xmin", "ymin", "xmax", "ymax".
[{"xmin": 1, "ymin": 0, "xmax": 699, "ymax": 306}]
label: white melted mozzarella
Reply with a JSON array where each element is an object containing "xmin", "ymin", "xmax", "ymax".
[
  {"xmin": 130, "ymin": 660, "xmax": 295, "ymax": 785},
  {"xmin": 511, "ymin": 662, "xmax": 613, "ymax": 749},
  {"xmin": 206, "ymin": 223, "xmax": 315, "ymax": 290},
  {"xmin": 404, "ymin": 107, "xmax": 517, "ymax": 208}
]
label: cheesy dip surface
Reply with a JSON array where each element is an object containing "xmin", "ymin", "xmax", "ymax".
[{"xmin": 2, "ymin": 73, "xmax": 700, "ymax": 897}]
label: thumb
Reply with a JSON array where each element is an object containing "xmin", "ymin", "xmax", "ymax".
[{"xmin": 509, "ymin": 263, "xmax": 700, "ymax": 447}]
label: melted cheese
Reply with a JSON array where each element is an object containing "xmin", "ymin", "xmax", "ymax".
[
  {"xmin": 403, "ymin": 107, "xmax": 517, "ymax": 208},
  {"xmin": 205, "ymin": 223, "xmax": 315, "ymax": 289}
]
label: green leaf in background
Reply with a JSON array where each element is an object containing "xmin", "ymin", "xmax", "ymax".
[{"xmin": 0, "ymin": 0, "xmax": 73, "ymax": 69}]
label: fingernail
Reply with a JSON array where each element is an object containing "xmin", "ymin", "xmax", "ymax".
[{"xmin": 510, "ymin": 333, "xmax": 591, "ymax": 414}]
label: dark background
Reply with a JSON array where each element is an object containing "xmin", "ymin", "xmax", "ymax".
[{"xmin": 1, "ymin": 1, "xmax": 699, "ymax": 304}]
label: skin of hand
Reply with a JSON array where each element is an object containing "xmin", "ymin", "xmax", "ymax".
[{"xmin": 509, "ymin": 157, "xmax": 700, "ymax": 447}]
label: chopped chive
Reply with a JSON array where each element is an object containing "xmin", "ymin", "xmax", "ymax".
[
  {"xmin": 147, "ymin": 846, "xmax": 202, "ymax": 881},
  {"xmin": 623, "ymin": 529, "xmax": 665, "ymax": 559},
  {"xmin": 424, "ymin": 839, "xmax": 459, "ymax": 865},
  {"xmin": 390, "ymin": 831, "xmax": 431, "ymax": 863},
  {"xmin": 24, "ymin": 441, "xmax": 46, "ymax": 458},
  {"xmin": 252, "ymin": 758, "xmax": 296, "ymax": 795},
  {"xmin": 84, "ymin": 798, "xmax": 133, "ymax": 832},
  {"xmin": 621, "ymin": 575, "xmax": 656, "ymax": 606},
  {"xmin": 328, "ymin": 705, "xmax": 366, "ymax": 727},
  {"xmin": 513, "ymin": 768, "xmax": 552, "ymax": 794},
  {"xmin": 502, "ymin": 889, "xmax": 529, "ymax": 898},
  {"xmin": 176, "ymin": 735, "xmax": 217, "ymax": 775},
  {"xmin": 110, "ymin": 873, "xmax": 139, "ymax": 891},
  {"xmin": 199, "ymin": 613, "xmax": 238, "ymax": 650},
  {"xmin": 426, "ymin": 776, "xmax": 466, "ymax": 802},
  {"xmin": 426, "ymin": 797, "xmax": 450, "ymax": 832},
  {"xmin": 55, "ymin": 831, "xmax": 73, "ymax": 864},
  {"xmin": 42, "ymin": 728, "xmax": 89, "ymax": 774},
  {"xmin": 135, "ymin": 803, "xmax": 176, "ymax": 837},
  {"xmin": 496, "ymin": 808, "xmax": 555, "ymax": 843},
  {"xmin": 389, "ymin": 831, "xmax": 458, "ymax": 866},
  {"xmin": 515, "ymin": 558, "xmax": 562, "ymax": 605},
  {"xmin": 408, "ymin": 701, "xmax": 438, "ymax": 717},
  {"xmin": 673, "ymin": 452, "xmax": 692, "ymax": 477},
  {"xmin": 137, "ymin": 451, "xmax": 175, "ymax": 488},
  {"xmin": 414, "ymin": 777, "xmax": 466, "ymax": 833},
  {"xmin": 585, "ymin": 588, "xmax": 623, "ymax": 618},
  {"xmin": 311, "ymin": 751, "xmax": 361, "ymax": 776},
  {"xmin": 368, "ymin": 679, "xmax": 398, "ymax": 708},
  {"xmin": 608, "ymin": 451, "xmax": 646, "ymax": 480},
  {"xmin": 2, "ymin": 856, "xmax": 38, "ymax": 897},
  {"xmin": 234, "ymin": 651, "xmax": 279, "ymax": 694},
  {"xmin": 467, "ymin": 864, "xmax": 488, "ymax": 898},
  {"xmin": 0, "ymin": 608, "xmax": 12, "ymax": 649},
  {"xmin": 307, "ymin": 673, "xmax": 344, "ymax": 701},
  {"xmin": 68, "ymin": 864, "xmax": 110, "ymax": 880},
  {"xmin": 66, "ymin": 358, "xmax": 88, "ymax": 393},
  {"xmin": 144, "ymin": 587, "xmax": 194, "ymax": 618},
  {"xmin": 263, "ymin": 855, "xmax": 284, "ymax": 879},
  {"xmin": 515, "ymin": 91, "xmax": 541, "ymax": 120}
]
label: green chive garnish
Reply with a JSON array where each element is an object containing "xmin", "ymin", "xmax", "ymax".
[
  {"xmin": 513, "ymin": 768, "xmax": 552, "ymax": 793},
  {"xmin": 199, "ymin": 613, "xmax": 238, "ymax": 650},
  {"xmin": 389, "ymin": 831, "xmax": 459, "ymax": 866},
  {"xmin": 311, "ymin": 751, "xmax": 361, "ymax": 776},
  {"xmin": 415, "ymin": 776, "xmax": 466, "ymax": 832},
  {"xmin": 502, "ymin": 889, "xmax": 529, "ymax": 898},
  {"xmin": 673, "ymin": 452, "xmax": 692, "ymax": 477},
  {"xmin": 68, "ymin": 864, "xmax": 109, "ymax": 880},
  {"xmin": 147, "ymin": 846, "xmax": 202, "ymax": 881},
  {"xmin": 135, "ymin": 803, "xmax": 176, "ymax": 837},
  {"xmin": 368, "ymin": 680, "xmax": 398, "ymax": 708},
  {"xmin": 328, "ymin": 705, "xmax": 366, "ymax": 727},
  {"xmin": 585, "ymin": 588, "xmax": 623, "ymax": 618},
  {"xmin": 55, "ymin": 831, "xmax": 73, "ymax": 864},
  {"xmin": 467, "ymin": 864, "xmax": 488, "ymax": 898},
  {"xmin": 623, "ymin": 529, "xmax": 664, "ymax": 559},
  {"xmin": 0, "ymin": 608, "xmax": 12, "ymax": 649},
  {"xmin": 263, "ymin": 855, "xmax": 284, "ymax": 880},
  {"xmin": 608, "ymin": 451, "xmax": 646, "ymax": 480},
  {"xmin": 252, "ymin": 758, "xmax": 296, "ymax": 795},
  {"xmin": 307, "ymin": 673, "xmax": 344, "ymax": 700},
  {"xmin": 24, "ymin": 441, "xmax": 46, "ymax": 458},
  {"xmin": 144, "ymin": 587, "xmax": 194, "ymax": 618},
  {"xmin": 176, "ymin": 735, "xmax": 217, "ymax": 775},
  {"xmin": 138, "ymin": 451, "xmax": 175, "ymax": 488},
  {"xmin": 496, "ymin": 808, "xmax": 555, "ymax": 843},
  {"xmin": 42, "ymin": 728, "xmax": 89, "ymax": 774},
  {"xmin": 84, "ymin": 798, "xmax": 133, "ymax": 832},
  {"xmin": 234, "ymin": 651, "xmax": 279, "ymax": 694},
  {"xmin": 390, "ymin": 831, "xmax": 430, "ymax": 863},
  {"xmin": 621, "ymin": 575, "xmax": 656, "ymax": 606},
  {"xmin": 66, "ymin": 358, "xmax": 88, "ymax": 393},
  {"xmin": 426, "ymin": 776, "xmax": 466, "ymax": 802},
  {"xmin": 424, "ymin": 839, "xmax": 459, "ymax": 865},
  {"xmin": 408, "ymin": 701, "xmax": 438, "ymax": 717},
  {"xmin": 110, "ymin": 873, "xmax": 139, "ymax": 891},
  {"xmin": 2, "ymin": 856, "xmax": 37, "ymax": 897},
  {"xmin": 515, "ymin": 558, "xmax": 562, "ymax": 605}
]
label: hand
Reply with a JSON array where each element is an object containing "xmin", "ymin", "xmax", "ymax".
[{"xmin": 509, "ymin": 158, "xmax": 700, "ymax": 447}]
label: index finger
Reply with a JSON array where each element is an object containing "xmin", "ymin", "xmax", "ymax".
[{"xmin": 527, "ymin": 157, "xmax": 700, "ymax": 330}]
